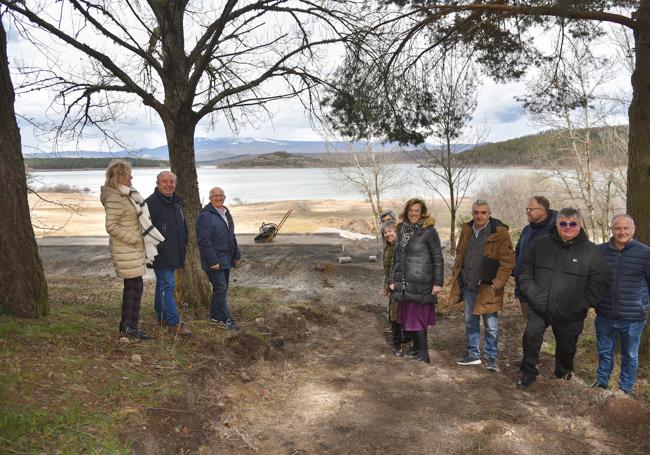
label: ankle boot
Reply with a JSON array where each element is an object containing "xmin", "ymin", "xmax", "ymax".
[{"xmin": 404, "ymin": 331, "xmax": 419, "ymax": 357}]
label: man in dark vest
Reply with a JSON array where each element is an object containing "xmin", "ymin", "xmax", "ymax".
[
  {"xmin": 592, "ymin": 214, "xmax": 650, "ymax": 395},
  {"xmin": 449, "ymin": 199, "xmax": 515, "ymax": 372},
  {"xmin": 146, "ymin": 171, "xmax": 191, "ymax": 337}
]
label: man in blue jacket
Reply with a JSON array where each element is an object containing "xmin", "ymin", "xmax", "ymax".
[
  {"xmin": 146, "ymin": 171, "xmax": 191, "ymax": 337},
  {"xmin": 513, "ymin": 196, "xmax": 557, "ymax": 320},
  {"xmin": 592, "ymin": 214, "xmax": 650, "ymax": 395},
  {"xmin": 196, "ymin": 186, "xmax": 241, "ymax": 330}
]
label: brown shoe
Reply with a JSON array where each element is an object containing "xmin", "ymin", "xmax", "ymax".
[{"xmin": 168, "ymin": 322, "xmax": 192, "ymax": 337}]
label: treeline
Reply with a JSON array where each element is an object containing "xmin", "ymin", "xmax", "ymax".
[
  {"xmin": 456, "ymin": 125, "xmax": 628, "ymax": 167},
  {"xmin": 24, "ymin": 157, "xmax": 169, "ymax": 170}
]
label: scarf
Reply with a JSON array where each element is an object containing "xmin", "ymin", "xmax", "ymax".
[
  {"xmin": 120, "ymin": 185, "xmax": 165, "ymax": 265},
  {"xmin": 398, "ymin": 219, "xmax": 423, "ymax": 251}
]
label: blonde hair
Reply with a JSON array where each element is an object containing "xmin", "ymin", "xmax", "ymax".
[{"xmin": 105, "ymin": 159, "xmax": 132, "ymax": 189}]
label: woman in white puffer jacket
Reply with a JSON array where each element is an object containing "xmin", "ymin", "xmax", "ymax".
[{"xmin": 100, "ymin": 159, "xmax": 151, "ymax": 340}]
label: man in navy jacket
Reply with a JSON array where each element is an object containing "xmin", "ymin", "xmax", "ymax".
[
  {"xmin": 593, "ymin": 214, "xmax": 650, "ymax": 395},
  {"xmin": 146, "ymin": 171, "xmax": 191, "ymax": 336},
  {"xmin": 513, "ymin": 196, "xmax": 557, "ymax": 320},
  {"xmin": 196, "ymin": 186, "xmax": 241, "ymax": 330}
]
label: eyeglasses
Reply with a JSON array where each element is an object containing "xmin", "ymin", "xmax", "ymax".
[
  {"xmin": 559, "ymin": 221, "xmax": 578, "ymax": 228},
  {"xmin": 526, "ymin": 207, "xmax": 543, "ymax": 213},
  {"xmin": 211, "ymin": 194, "xmax": 226, "ymax": 199}
]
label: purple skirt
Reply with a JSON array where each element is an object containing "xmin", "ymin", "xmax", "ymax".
[{"xmin": 397, "ymin": 301, "xmax": 436, "ymax": 331}]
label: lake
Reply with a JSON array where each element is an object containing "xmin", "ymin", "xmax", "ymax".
[{"xmin": 31, "ymin": 165, "xmax": 542, "ymax": 203}]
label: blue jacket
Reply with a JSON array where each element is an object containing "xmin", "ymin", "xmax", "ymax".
[
  {"xmin": 146, "ymin": 188, "xmax": 188, "ymax": 269},
  {"xmin": 596, "ymin": 239, "xmax": 650, "ymax": 322},
  {"xmin": 513, "ymin": 210, "xmax": 557, "ymax": 300},
  {"xmin": 196, "ymin": 204, "xmax": 241, "ymax": 272}
]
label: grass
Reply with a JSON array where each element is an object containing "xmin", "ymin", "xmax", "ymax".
[{"xmin": 0, "ymin": 275, "xmax": 283, "ymax": 454}]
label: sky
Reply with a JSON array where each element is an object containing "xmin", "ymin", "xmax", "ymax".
[{"xmin": 4, "ymin": 8, "xmax": 632, "ymax": 154}]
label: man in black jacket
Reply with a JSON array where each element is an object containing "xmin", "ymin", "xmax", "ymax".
[
  {"xmin": 146, "ymin": 171, "xmax": 191, "ymax": 337},
  {"xmin": 518, "ymin": 208, "xmax": 609, "ymax": 387}
]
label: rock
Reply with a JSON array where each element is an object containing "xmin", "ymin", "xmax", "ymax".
[
  {"xmin": 119, "ymin": 337, "xmax": 129, "ymax": 344},
  {"xmin": 131, "ymin": 354, "xmax": 142, "ymax": 364}
]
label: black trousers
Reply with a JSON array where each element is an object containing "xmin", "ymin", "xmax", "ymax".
[
  {"xmin": 121, "ymin": 276, "xmax": 144, "ymax": 328},
  {"xmin": 521, "ymin": 308, "xmax": 584, "ymax": 377}
]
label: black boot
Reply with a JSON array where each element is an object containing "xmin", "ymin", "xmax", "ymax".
[
  {"xmin": 391, "ymin": 322, "xmax": 404, "ymax": 356},
  {"xmin": 404, "ymin": 331, "xmax": 419, "ymax": 357},
  {"xmin": 121, "ymin": 324, "xmax": 151, "ymax": 340},
  {"xmin": 414, "ymin": 330, "xmax": 430, "ymax": 363}
]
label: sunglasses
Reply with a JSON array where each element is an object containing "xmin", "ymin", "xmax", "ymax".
[{"xmin": 559, "ymin": 221, "xmax": 578, "ymax": 228}]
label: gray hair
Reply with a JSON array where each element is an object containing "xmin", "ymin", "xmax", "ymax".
[
  {"xmin": 611, "ymin": 214, "xmax": 635, "ymax": 228},
  {"xmin": 558, "ymin": 207, "xmax": 581, "ymax": 219},
  {"xmin": 379, "ymin": 210, "xmax": 397, "ymax": 222},
  {"xmin": 472, "ymin": 199, "xmax": 490, "ymax": 210},
  {"xmin": 156, "ymin": 170, "xmax": 177, "ymax": 183}
]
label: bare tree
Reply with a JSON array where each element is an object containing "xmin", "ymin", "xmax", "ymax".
[
  {"xmin": 406, "ymin": 50, "xmax": 481, "ymax": 249},
  {"xmin": 0, "ymin": 17, "xmax": 47, "ymax": 318},
  {"xmin": 2, "ymin": 0, "xmax": 360, "ymax": 305},
  {"xmin": 326, "ymin": 142, "xmax": 403, "ymax": 235},
  {"xmin": 522, "ymin": 37, "xmax": 626, "ymax": 242}
]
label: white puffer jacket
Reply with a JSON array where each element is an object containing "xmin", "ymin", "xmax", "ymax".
[{"xmin": 100, "ymin": 185, "xmax": 146, "ymax": 278}]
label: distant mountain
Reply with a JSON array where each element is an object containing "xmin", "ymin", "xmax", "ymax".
[{"xmin": 25, "ymin": 137, "xmax": 419, "ymax": 160}]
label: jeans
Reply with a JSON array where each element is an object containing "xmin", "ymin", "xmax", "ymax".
[
  {"xmin": 207, "ymin": 268, "xmax": 233, "ymax": 322},
  {"xmin": 463, "ymin": 289, "xmax": 499, "ymax": 359},
  {"xmin": 154, "ymin": 268, "xmax": 181, "ymax": 326},
  {"xmin": 595, "ymin": 315, "xmax": 647, "ymax": 393}
]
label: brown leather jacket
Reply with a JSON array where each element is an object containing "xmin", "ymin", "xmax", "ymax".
[{"xmin": 449, "ymin": 218, "xmax": 515, "ymax": 315}]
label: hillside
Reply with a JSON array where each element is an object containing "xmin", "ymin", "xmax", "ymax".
[
  {"xmin": 216, "ymin": 151, "xmax": 326, "ymax": 168},
  {"xmin": 457, "ymin": 125, "xmax": 628, "ymax": 166}
]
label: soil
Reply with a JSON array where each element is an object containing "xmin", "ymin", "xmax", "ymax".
[{"xmin": 37, "ymin": 237, "xmax": 650, "ymax": 454}]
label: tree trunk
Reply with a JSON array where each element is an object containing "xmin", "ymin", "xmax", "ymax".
[
  {"xmin": 163, "ymin": 117, "xmax": 211, "ymax": 308},
  {"xmin": 0, "ymin": 21, "xmax": 48, "ymax": 318},
  {"xmin": 629, "ymin": 0, "xmax": 650, "ymax": 354}
]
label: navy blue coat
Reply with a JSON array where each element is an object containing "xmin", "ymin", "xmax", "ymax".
[
  {"xmin": 596, "ymin": 239, "xmax": 650, "ymax": 322},
  {"xmin": 146, "ymin": 188, "xmax": 188, "ymax": 269},
  {"xmin": 513, "ymin": 210, "xmax": 557, "ymax": 300},
  {"xmin": 196, "ymin": 204, "xmax": 241, "ymax": 272}
]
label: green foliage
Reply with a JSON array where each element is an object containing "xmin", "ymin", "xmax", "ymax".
[{"xmin": 24, "ymin": 157, "xmax": 168, "ymax": 170}]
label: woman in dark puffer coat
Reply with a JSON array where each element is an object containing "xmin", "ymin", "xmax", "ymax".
[{"xmin": 389, "ymin": 198, "xmax": 444, "ymax": 363}]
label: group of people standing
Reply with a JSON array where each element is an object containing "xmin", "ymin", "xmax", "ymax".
[
  {"xmin": 381, "ymin": 196, "xmax": 650, "ymax": 395},
  {"xmin": 100, "ymin": 159, "xmax": 241, "ymax": 340}
]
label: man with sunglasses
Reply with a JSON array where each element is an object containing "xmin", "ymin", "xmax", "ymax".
[
  {"xmin": 592, "ymin": 215, "xmax": 650, "ymax": 395},
  {"xmin": 517, "ymin": 208, "xmax": 610, "ymax": 388},
  {"xmin": 513, "ymin": 196, "xmax": 557, "ymax": 320}
]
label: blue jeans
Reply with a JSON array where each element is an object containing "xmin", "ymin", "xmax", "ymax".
[
  {"xmin": 595, "ymin": 315, "xmax": 646, "ymax": 392},
  {"xmin": 463, "ymin": 289, "xmax": 498, "ymax": 359},
  {"xmin": 154, "ymin": 268, "xmax": 181, "ymax": 326},
  {"xmin": 207, "ymin": 269, "xmax": 233, "ymax": 322}
]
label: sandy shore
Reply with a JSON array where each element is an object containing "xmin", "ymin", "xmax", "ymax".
[{"xmin": 29, "ymin": 192, "xmax": 460, "ymax": 239}]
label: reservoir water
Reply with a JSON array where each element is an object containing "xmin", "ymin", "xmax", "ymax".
[{"xmin": 31, "ymin": 165, "xmax": 541, "ymax": 203}]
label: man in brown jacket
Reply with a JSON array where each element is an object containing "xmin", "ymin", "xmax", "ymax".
[{"xmin": 450, "ymin": 199, "xmax": 515, "ymax": 371}]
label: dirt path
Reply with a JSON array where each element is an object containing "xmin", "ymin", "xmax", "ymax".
[
  {"xmin": 36, "ymin": 239, "xmax": 650, "ymax": 454},
  {"xmin": 195, "ymin": 303, "xmax": 649, "ymax": 454}
]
